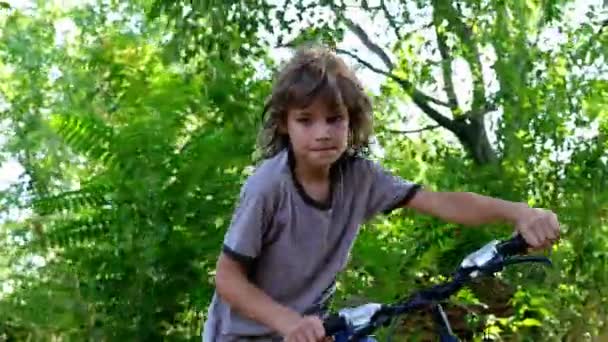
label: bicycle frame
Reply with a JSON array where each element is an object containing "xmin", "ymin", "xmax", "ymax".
[{"xmin": 432, "ymin": 304, "xmax": 459, "ymax": 342}]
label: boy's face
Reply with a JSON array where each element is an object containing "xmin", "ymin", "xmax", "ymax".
[{"xmin": 284, "ymin": 96, "xmax": 349, "ymax": 171}]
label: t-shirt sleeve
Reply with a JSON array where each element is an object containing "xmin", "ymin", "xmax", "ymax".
[
  {"xmin": 222, "ymin": 179, "xmax": 273, "ymax": 265},
  {"xmin": 360, "ymin": 158, "xmax": 422, "ymax": 220}
]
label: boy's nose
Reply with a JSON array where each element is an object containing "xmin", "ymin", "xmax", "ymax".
[{"xmin": 314, "ymin": 122, "xmax": 331, "ymax": 140}]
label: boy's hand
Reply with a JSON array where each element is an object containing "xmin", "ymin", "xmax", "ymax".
[
  {"xmin": 513, "ymin": 205, "xmax": 560, "ymax": 250},
  {"xmin": 282, "ymin": 315, "xmax": 326, "ymax": 342}
]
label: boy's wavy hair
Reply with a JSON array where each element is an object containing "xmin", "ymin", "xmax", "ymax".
[{"xmin": 257, "ymin": 46, "xmax": 373, "ymax": 159}]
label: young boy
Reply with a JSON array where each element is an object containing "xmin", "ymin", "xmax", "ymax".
[{"xmin": 202, "ymin": 46, "xmax": 560, "ymax": 342}]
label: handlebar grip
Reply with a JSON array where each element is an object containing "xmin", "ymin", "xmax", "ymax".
[
  {"xmin": 496, "ymin": 234, "xmax": 529, "ymax": 256},
  {"xmin": 323, "ymin": 314, "xmax": 346, "ymax": 336}
]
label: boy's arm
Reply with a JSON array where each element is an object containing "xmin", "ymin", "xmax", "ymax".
[
  {"xmin": 215, "ymin": 253, "xmax": 325, "ymax": 339},
  {"xmin": 404, "ymin": 190, "xmax": 560, "ymax": 248}
]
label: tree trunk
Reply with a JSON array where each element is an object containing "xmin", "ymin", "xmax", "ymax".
[{"xmin": 453, "ymin": 117, "xmax": 497, "ymax": 165}]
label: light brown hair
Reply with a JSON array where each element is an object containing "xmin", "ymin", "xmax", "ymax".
[{"xmin": 257, "ymin": 45, "xmax": 373, "ymax": 159}]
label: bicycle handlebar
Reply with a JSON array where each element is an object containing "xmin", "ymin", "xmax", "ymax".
[
  {"xmin": 496, "ymin": 234, "xmax": 529, "ymax": 256},
  {"xmin": 323, "ymin": 234, "xmax": 551, "ymax": 338}
]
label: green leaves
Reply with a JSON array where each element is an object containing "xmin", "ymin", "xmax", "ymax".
[
  {"xmin": 0, "ymin": 1, "xmax": 263, "ymax": 340},
  {"xmin": 50, "ymin": 114, "xmax": 117, "ymax": 169}
]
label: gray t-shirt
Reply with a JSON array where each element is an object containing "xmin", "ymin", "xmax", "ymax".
[{"xmin": 203, "ymin": 149, "xmax": 420, "ymax": 341}]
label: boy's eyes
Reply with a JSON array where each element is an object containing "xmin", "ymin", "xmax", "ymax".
[
  {"xmin": 295, "ymin": 115, "xmax": 344, "ymax": 123},
  {"xmin": 327, "ymin": 115, "xmax": 344, "ymax": 123}
]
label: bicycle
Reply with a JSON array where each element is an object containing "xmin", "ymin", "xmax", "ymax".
[{"xmin": 322, "ymin": 234, "xmax": 553, "ymax": 341}]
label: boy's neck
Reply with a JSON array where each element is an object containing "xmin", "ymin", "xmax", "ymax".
[{"xmin": 294, "ymin": 162, "xmax": 331, "ymax": 184}]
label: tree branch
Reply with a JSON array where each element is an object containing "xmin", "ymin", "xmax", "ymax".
[
  {"xmin": 329, "ymin": 2, "xmax": 462, "ymax": 134},
  {"xmin": 324, "ymin": 0, "xmax": 497, "ymax": 163},
  {"xmin": 336, "ymin": 48, "xmax": 452, "ymax": 109},
  {"xmin": 432, "ymin": 0, "xmax": 486, "ymax": 109},
  {"xmin": 410, "ymin": 93, "xmax": 459, "ymax": 131},
  {"xmin": 433, "ymin": 15, "xmax": 459, "ymax": 110},
  {"xmin": 380, "ymin": 0, "xmax": 402, "ymax": 40},
  {"xmin": 341, "ymin": 17, "xmax": 394, "ymax": 70},
  {"xmin": 386, "ymin": 124, "xmax": 441, "ymax": 134},
  {"xmin": 327, "ymin": 0, "xmax": 393, "ymax": 69}
]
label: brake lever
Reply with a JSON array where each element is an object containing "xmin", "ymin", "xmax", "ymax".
[
  {"xmin": 474, "ymin": 255, "xmax": 552, "ymax": 276},
  {"xmin": 503, "ymin": 255, "xmax": 552, "ymax": 267}
]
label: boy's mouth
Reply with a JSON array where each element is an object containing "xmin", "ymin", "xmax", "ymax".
[{"xmin": 310, "ymin": 147, "xmax": 337, "ymax": 152}]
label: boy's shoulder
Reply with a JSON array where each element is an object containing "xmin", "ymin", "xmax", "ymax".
[
  {"xmin": 338, "ymin": 153, "xmax": 382, "ymax": 176},
  {"xmin": 241, "ymin": 150, "xmax": 290, "ymax": 198}
]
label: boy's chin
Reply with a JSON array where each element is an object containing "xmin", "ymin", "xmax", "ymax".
[{"xmin": 309, "ymin": 153, "xmax": 344, "ymax": 167}]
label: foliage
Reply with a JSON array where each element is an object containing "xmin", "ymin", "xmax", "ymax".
[
  {"xmin": 0, "ymin": 1, "xmax": 267, "ymax": 340},
  {"xmin": 0, "ymin": 0, "xmax": 607, "ymax": 341}
]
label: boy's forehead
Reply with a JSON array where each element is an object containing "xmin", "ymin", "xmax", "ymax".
[{"xmin": 289, "ymin": 96, "xmax": 343, "ymax": 115}]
